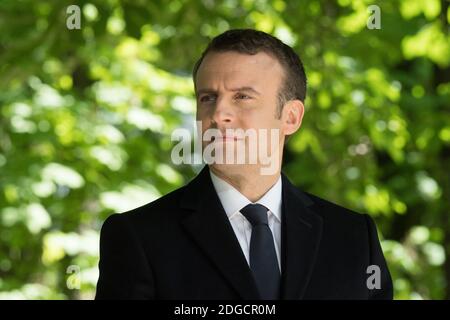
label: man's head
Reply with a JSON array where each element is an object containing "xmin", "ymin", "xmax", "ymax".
[{"xmin": 193, "ymin": 29, "xmax": 306, "ymax": 176}]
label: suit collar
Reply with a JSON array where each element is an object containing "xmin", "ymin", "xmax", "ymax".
[
  {"xmin": 180, "ymin": 166, "xmax": 323, "ymax": 300},
  {"xmin": 280, "ymin": 173, "xmax": 323, "ymax": 299}
]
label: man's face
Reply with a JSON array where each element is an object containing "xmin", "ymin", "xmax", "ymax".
[{"xmin": 195, "ymin": 51, "xmax": 290, "ymax": 175}]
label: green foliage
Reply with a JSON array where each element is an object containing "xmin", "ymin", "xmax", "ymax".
[{"xmin": 0, "ymin": 0, "xmax": 449, "ymax": 299}]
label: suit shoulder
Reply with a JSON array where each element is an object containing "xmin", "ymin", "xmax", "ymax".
[
  {"xmin": 112, "ymin": 184, "xmax": 188, "ymax": 224},
  {"xmin": 300, "ymin": 189, "xmax": 367, "ymax": 225},
  {"xmin": 298, "ymin": 190, "xmax": 378, "ymax": 251}
]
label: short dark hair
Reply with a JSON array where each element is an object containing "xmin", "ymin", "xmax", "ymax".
[{"xmin": 192, "ymin": 29, "xmax": 307, "ymax": 118}]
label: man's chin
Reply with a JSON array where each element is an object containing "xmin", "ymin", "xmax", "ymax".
[{"xmin": 209, "ymin": 163, "xmax": 262, "ymax": 176}]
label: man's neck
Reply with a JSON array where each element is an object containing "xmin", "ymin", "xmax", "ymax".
[{"xmin": 209, "ymin": 166, "xmax": 281, "ymax": 202}]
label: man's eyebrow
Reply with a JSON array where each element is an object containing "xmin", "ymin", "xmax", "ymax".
[
  {"xmin": 196, "ymin": 88, "xmax": 216, "ymax": 96},
  {"xmin": 230, "ymin": 86, "xmax": 261, "ymax": 95},
  {"xmin": 196, "ymin": 86, "xmax": 261, "ymax": 96}
]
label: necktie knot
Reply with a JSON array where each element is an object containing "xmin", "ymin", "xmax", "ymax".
[{"xmin": 240, "ymin": 204, "xmax": 269, "ymax": 226}]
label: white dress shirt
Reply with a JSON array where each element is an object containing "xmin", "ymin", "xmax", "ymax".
[{"xmin": 209, "ymin": 170, "xmax": 282, "ymax": 271}]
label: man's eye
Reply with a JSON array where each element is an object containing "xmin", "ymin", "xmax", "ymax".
[
  {"xmin": 200, "ymin": 95, "xmax": 215, "ymax": 102},
  {"xmin": 236, "ymin": 93, "xmax": 251, "ymax": 100}
]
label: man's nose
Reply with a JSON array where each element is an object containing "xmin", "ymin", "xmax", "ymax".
[{"xmin": 212, "ymin": 96, "xmax": 234, "ymax": 124}]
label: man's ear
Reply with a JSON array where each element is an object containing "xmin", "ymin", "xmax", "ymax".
[{"xmin": 282, "ymin": 99, "xmax": 304, "ymax": 136}]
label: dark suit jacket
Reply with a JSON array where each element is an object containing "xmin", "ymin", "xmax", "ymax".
[{"xmin": 95, "ymin": 166, "xmax": 393, "ymax": 300}]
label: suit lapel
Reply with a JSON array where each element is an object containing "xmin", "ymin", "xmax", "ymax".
[
  {"xmin": 280, "ymin": 173, "xmax": 323, "ymax": 299},
  {"xmin": 180, "ymin": 166, "xmax": 260, "ymax": 299}
]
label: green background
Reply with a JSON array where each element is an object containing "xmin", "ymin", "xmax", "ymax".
[{"xmin": 0, "ymin": 0, "xmax": 449, "ymax": 299}]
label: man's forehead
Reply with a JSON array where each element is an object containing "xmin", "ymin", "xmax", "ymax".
[
  {"xmin": 196, "ymin": 51, "xmax": 282, "ymax": 90},
  {"xmin": 199, "ymin": 51, "xmax": 279, "ymax": 71}
]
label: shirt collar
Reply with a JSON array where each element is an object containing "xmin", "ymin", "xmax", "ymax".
[{"xmin": 209, "ymin": 169, "xmax": 282, "ymax": 222}]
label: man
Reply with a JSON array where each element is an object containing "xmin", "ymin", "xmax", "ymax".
[{"xmin": 95, "ymin": 29, "xmax": 393, "ymax": 300}]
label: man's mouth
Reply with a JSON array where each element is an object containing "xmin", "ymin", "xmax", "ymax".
[{"xmin": 211, "ymin": 135, "xmax": 242, "ymax": 142}]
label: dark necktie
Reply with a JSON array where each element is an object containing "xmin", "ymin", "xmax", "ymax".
[{"xmin": 240, "ymin": 203, "xmax": 281, "ymax": 300}]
